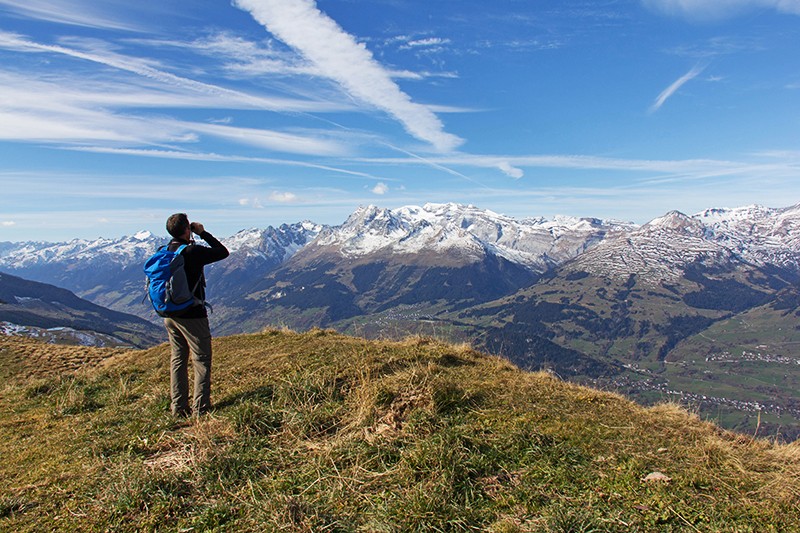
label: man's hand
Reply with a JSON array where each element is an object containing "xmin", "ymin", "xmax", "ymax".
[{"xmin": 190, "ymin": 222, "xmax": 205, "ymax": 235}]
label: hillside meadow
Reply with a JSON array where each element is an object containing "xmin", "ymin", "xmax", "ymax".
[{"xmin": 0, "ymin": 330, "xmax": 798, "ymax": 532}]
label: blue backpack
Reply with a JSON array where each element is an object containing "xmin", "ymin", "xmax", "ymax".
[{"xmin": 143, "ymin": 244, "xmax": 202, "ymax": 317}]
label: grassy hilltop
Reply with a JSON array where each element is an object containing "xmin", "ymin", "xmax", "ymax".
[{"xmin": 0, "ymin": 331, "xmax": 798, "ymax": 532}]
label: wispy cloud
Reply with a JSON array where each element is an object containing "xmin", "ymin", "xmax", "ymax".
[
  {"xmin": 135, "ymin": 32, "xmax": 324, "ymax": 79},
  {"xmin": 667, "ymin": 36, "xmax": 764, "ymax": 59},
  {"xmin": 0, "ymin": 67, "xmax": 329, "ymax": 116},
  {"xmin": 358, "ymin": 152, "xmax": 800, "ymax": 184},
  {"xmin": 649, "ymin": 63, "xmax": 706, "ymax": 113},
  {"xmin": 643, "ymin": 0, "xmax": 800, "ymax": 20},
  {"xmin": 269, "ymin": 191, "xmax": 298, "ymax": 203},
  {"xmin": 67, "ymin": 146, "xmax": 391, "ymax": 180},
  {"xmin": 497, "ymin": 162, "xmax": 524, "ymax": 179},
  {"xmin": 0, "ymin": 171, "xmax": 270, "ymax": 204},
  {"xmin": 0, "ymin": 34, "xmax": 360, "ymax": 154},
  {"xmin": 406, "ymin": 37, "xmax": 451, "ymax": 48},
  {"xmin": 0, "ymin": 31, "xmax": 331, "ymax": 112},
  {"xmin": 183, "ymin": 122, "xmax": 347, "ymax": 156},
  {"xmin": 239, "ymin": 198, "xmax": 264, "ymax": 209},
  {"xmin": 234, "ymin": 0, "xmax": 464, "ymax": 152},
  {"xmin": 0, "ymin": 0, "xmax": 141, "ymax": 30},
  {"xmin": 0, "ymin": 80, "xmax": 347, "ymax": 155},
  {"xmin": 399, "ymin": 36, "xmax": 452, "ymax": 54},
  {"xmin": 0, "ymin": 71, "xmax": 195, "ymax": 143},
  {"xmin": 371, "ymin": 182, "xmax": 389, "ymax": 195}
]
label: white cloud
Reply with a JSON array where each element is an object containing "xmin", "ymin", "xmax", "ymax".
[
  {"xmin": 68, "ymin": 147, "xmax": 386, "ymax": 180},
  {"xmin": 234, "ymin": 0, "xmax": 464, "ymax": 152},
  {"xmin": 2, "ymin": 221, "xmax": 16, "ymax": 227},
  {"xmin": 184, "ymin": 122, "xmax": 347, "ymax": 156},
  {"xmin": 498, "ymin": 162, "xmax": 524, "ymax": 179},
  {"xmin": 239, "ymin": 197, "xmax": 264, "ymax": 208},
  {"xmin": 642, "ymin": 0, "xmax": 800, "ymax": 19},
  {"xmin": 0, "ymin": 64, "xmax": 349, "ymax": 155},
  {"xmin": 371, "ymin": 182, "xmax": 389, "ymax": 195},
  {"xmin": 649, "ymin": 63, "xmax": 706, "ymax": 113},
  {"xmin": 0, "ymin": 31, "xmax": 338, "ymax": 114},
  {"xmin": 0, "ymin": 0, "xmax": 141, "ymax": 30},
  {"xmin": 399, "ymin": 37, "xmax": 452, "ymax": 53},
  {"xmin": 358, "ymin": 152, "xmax": 800, "ymax": 184},
  {"xmin": 163, "ymin": 32, "xmax": 322, "ymax": 78},
  {"xmin": 407, "ymin": 37, "xmax": 451, "ymax": 48},
  {"xmin": 269, "ymin": 191, "xmax": 298, "ymax": 203}
]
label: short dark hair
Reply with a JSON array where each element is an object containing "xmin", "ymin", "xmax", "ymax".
[{"xmin": 166, "ymin": 213, "xmax": 190, "ymax": 239}]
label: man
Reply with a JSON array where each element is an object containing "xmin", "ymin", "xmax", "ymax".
[{"xmin": 163, "ymin": 213, "xmax": 229, "ymax": 417}]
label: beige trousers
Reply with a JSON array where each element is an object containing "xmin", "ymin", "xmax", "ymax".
[{"xmin": 164, "ymin": 316, "xmax": 212, "ymax": 416}]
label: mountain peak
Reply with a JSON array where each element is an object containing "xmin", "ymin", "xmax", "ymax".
[{"xmin": 641, "ymin": 210, "xmax": 704, "ymax": 235}]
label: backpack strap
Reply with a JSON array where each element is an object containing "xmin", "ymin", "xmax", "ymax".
[{"xmin": 176, "ymin": 243, "xmax": 204, "ymax": 302}]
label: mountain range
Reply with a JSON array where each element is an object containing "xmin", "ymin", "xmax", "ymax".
[{"xmin": 2, "ymin": 202, "xmax": 800, "ymax": 438}]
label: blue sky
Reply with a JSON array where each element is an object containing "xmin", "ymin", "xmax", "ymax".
[{"xmin": 1, "ymin": 0, "xmax": 799, "ymax": 241}]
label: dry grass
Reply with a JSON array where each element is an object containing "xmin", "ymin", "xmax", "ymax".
[
  {"xmin": 0, "ymin": 335, "xmax": 127, "ymax": 383},
  {"xmin": 1, "ymin": 329, "xmax": 799, "ymax": 531}
]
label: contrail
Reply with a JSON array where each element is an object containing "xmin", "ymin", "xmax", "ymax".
[
  {"xmin": 650, "ymin": 63, "xmax": 707, "ymax": 113},
  {"xmin": 0, "ymin": 31, "xmax": 295, "ymax": 110},
  {"xmin": 233, "ymin": 0, "xmax": 463, "ymax": 153},
  {"xmin": 382, "ymin": 143, "xmax": 490, "ymax": 189},
  {"xmin": 67, "ymin": 146, "xmax": 393, "ymax": 181}
]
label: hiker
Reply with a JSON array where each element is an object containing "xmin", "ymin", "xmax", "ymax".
[{"xmin": 162, "ymin": 213, "xmax": 229, "ymax": 417}]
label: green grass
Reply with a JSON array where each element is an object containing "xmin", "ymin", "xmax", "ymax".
[{"xmin": 1, "ymin": 329, "xmax": 799, "ymax": 531}]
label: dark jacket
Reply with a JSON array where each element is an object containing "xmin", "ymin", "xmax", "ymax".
[{"xmin": 167, "ymin": 231, "xmax": 229, "ymax": 318}]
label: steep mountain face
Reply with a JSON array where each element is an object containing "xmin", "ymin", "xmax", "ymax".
[
  {"xmin": 205, "ymin": 222, "xmax": 324, "ymax": 298},
  {"xmin": 570, "ymin": 207, "xmax": 800, "ymax": 285},
  {"xmin": 215, "ymin": 204, "xmax": 626, "ymax": 334},
  {"xmin": 570, "ymin": 211, "xmax": 730, "ymax": 284},
  {"xmin": 0, "ymin": 272, "xmax": 162, "ymax": 347},
  {"xmin": 697, "ymin": 204, "xmax": 800, "ymax": 270}
]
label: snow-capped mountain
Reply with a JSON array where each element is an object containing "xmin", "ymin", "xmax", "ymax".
[
  {"xmin": 223, "ymin": 221, "xmax": 324, "ymax": 261},
  {"xmin": 3, "ymin": 202, "xmax": 800, "ymax": 330},
  {"xmin": 208, "ymin": 222, "xmax": 325, "ymax": 299},
  {"xmin": 569, "ymin": 211, "xmax": 736, "ymax": 284},
  {"xmin": 0, "ymin": 223, "xmax": 324, "ymax": 271},
  {"xmin": 696, "ymin": 204, "xmax": 800, "ymax": 269},
  {"xmin": 0, "ymin": 230, "xmax": 161, "ymax": 268},
  {"xmin": 568, "ymin": 205, "xmax": 800, "ymax": 285},
  {"xmin": 310, "ymin": 203, "xmax": 629, "ymax": 272},
  {"xmin": 0, "ymin": 221, "xmax": 325, "ymax": 321},
  {"xmin": 229, "ymin": 203, "xmax": 634, "ymax": 333}
]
